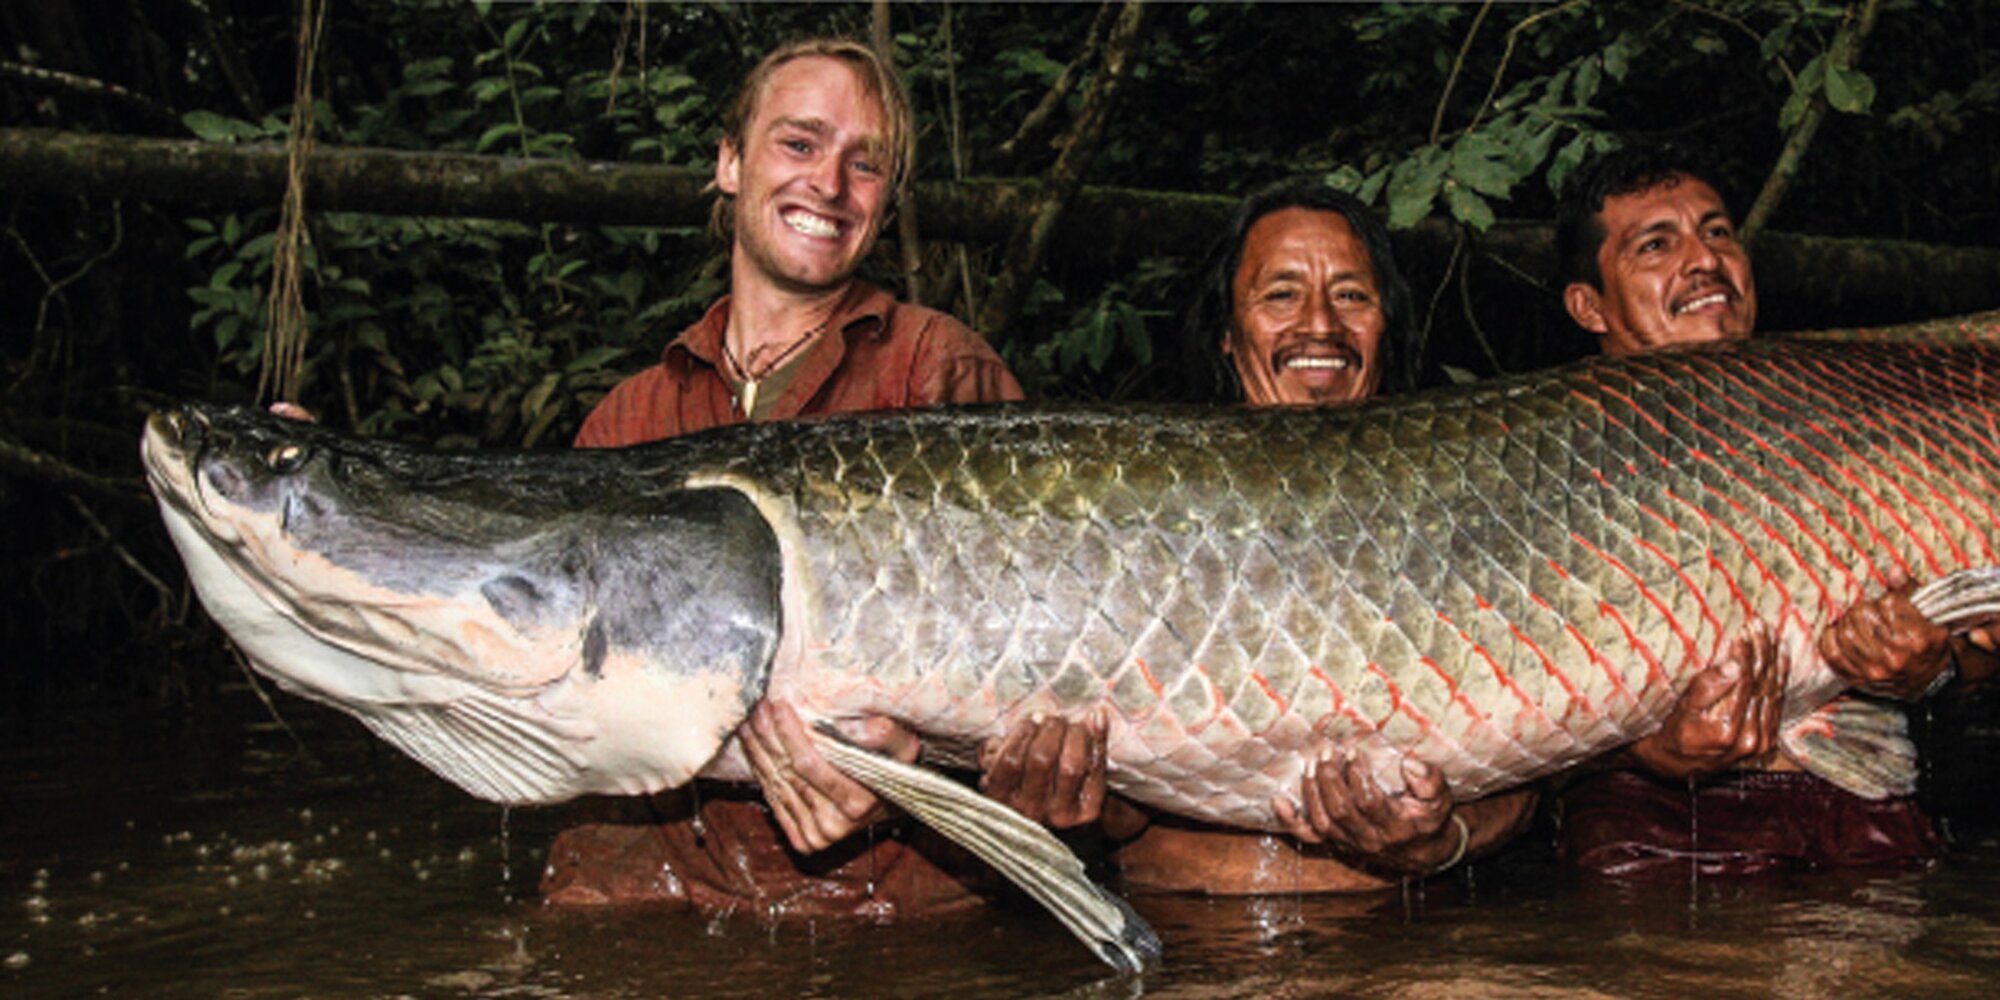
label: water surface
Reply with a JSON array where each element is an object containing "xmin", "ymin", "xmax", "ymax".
[{"xmin": 7, "ymin": 689, "xmax": 2000, "ymax": 999}]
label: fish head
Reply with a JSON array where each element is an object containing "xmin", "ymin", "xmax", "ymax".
[{"xmin": 142, "ymin": 403, "xmax": 783, "ymax": 805}]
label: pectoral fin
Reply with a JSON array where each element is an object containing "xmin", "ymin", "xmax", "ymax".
[{"xmin": 808, "ymin": 724, "xmax": 1161, "ymax": 974}]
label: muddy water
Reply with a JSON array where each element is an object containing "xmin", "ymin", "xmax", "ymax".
[{"xmin": 7, "ymin": 691, "xmax": 2000, "ymax": 999}]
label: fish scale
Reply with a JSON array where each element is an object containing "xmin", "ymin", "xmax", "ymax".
[
  {"xmin": 672, "ymin": 337, "xmax": 2000, "ymax": 827},
  {"xmin": 143, "ymin": 318, "xmax": 2000, "ymax": 833}
]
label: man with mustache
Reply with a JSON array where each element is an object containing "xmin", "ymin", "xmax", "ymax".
[
  {"xmin": 987, "ymin": 180, "xmax": 1541, "ymax": 892},
  {"xmin": 1553, "ymin": 143, "xmax": 1994, "ymax": 876},
  {"xmin": 542, "ymin": 37, "xmax": 1027, "ymax": 918}
]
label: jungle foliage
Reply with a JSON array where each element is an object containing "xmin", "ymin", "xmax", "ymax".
[{"xmin": 3, "ymin": 0, "xmax": 1998, "ymax": 704}]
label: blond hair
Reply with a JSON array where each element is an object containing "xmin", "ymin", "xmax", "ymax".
[{"xmin": 709, "ymin": 37, "xmax": 915, "ymax": 237}]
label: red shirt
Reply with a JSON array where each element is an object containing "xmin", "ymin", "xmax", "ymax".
[
  {"xmin": 575, "ymin": 281, "xmax": 1022, "ymax": 447},
  {"xmin": 544, "ymin": 282, "xmax": 1021, "ymax": 919}
]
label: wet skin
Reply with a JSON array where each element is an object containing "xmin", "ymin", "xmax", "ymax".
[{"xmin": 1563, "ymin": 175, "xmax": 1756, "ymax": 357}]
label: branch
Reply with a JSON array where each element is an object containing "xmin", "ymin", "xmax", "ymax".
[
  {"xmin": 0, "ymin": 431, "xmax": 149, "ymax": 507},
  {"xmin": 1742, "ymin": 0, "xmax": 1883, "ymax": 241},
  {"xmin": 0, "ymin": 60, "xmax": 186, "ymax": 134},
  {"xmin": 993, "ymin": 1, "xmax": 1115, "ymax": 171},
  {"xmin": 976, "ymin": 0, "xmax": 1148, "ymax": 339},
  {"xmin": 873, "ymin": 0, "xmax": 925, "ymax": 306}
]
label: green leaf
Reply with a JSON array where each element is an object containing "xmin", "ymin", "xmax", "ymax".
[
  {"xmin": 476, "ymin": 122, "xmax": 525, "ymax": 153},
  {"xmin": 183, "ymin": 110, "xmax": 250, "ymax": 142},
  {"xmin": 1574, "ymin": 57, "xmax": 1602, "ymax": 105},
  {"xmin": 502, "ymin": 17, "xmax": 530, "ymax": 50},
  {"xmin": 1825, "ymin": 65, "xmax": 1877, "ymax": 114},
  {"xmin": 1547, "ymin": 132, "xmax": 1592, "ymax": 195},
  {"xmin": 566, "ymin": 346, "xmax": 627, "ymax": 373},
  {"xmin": 184, "ymin": 217, "xmax": 215, "ymax": 234},
  {"xmin": 1324, "ymin": 165, "xmax": 1365, "ymax": 193},
  {"xmin": 1603, "ymin": 38, "xmax": 1632, "ymax": 82},
  {"xmin": 222, "ymin": 214, "xmax": 241, "ymax": 245},
  {"xmin": 1449, "ymin": 134, "xmax": 1514, "ymax": 198},
  {"xmin": 1445, "ymin": 183, "xmax": 1496, "ymax": 231},
  {"xmin": 1691, "ymin": 35, "xmax": 1726, "ymax": 56}
]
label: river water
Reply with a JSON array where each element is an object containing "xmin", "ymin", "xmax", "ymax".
[{"xmin": 7, "ymin": 685, "xmax": 2000, "ymax": 999}]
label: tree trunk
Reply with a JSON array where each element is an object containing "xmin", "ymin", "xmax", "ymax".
[
  {"xmin": 975, "ymin": 0, "xmax": 1148, "ymax": 339},
  {"xmin": 4, "ymin": 127, "xmax": 1998, "ymax": 326}
]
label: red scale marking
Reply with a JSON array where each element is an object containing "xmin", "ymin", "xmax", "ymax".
[
  {"xmin": 1134, "ymin": 657, "xmax": 1164, "ymax": 699},
  {"xmin": 1568, "ymin": 531, "xmax": 1697, "ymax": 673},
  {"xmin": 1248, "ymin": 670, "xmax": 1289, "ymax": 721},
  {"xmin": 1702, "ymin": 354, "xmax": 1929, "ymax": 582},
  {"xmin": 1310, "ymin": 664, "xmax": 1373, "ymax": 730},
  {"xmin": 1807, "ymin": 357, "xmax": 1990, "ymax": 566},
  {"xmin": 1419, "ymin": 655, "xmax": 1488, "ymax": 723},
  {"xmin": 1594, "ymin": 373, "xmax": 1864, "ymax": 600},
  {"xmin": 1632, "ymin": 533, "xmax": 1724, "ymax": 661},
  {"xmin": 1606, "ymin": 365, "xmax": 1868, "ymax": 608},
  {"xmin": 1560, "ymin": 619, "xmax": 1635, "ymax": 708},
  {"xmin": 1363, "ymin": 661, "xmax": 1438, "ymax": 737},
  {"xmin": 1594, "ymin": 600, "xmax": 1668, "ymax": 692}
]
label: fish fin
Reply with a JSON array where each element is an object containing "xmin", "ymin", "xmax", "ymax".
[
  {"xmin": 1910, "ymin": 566, "xmax": 2000, "ymax": 628},
  {"xmin": 808, "ymin": 724, "xmax": 1160, "ymax": 974},
  {"xmin": 1779, "ymin": 695, "xmax": 1917, "ymax": 800}
]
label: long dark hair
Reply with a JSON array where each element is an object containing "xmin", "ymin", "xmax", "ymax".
[{"xmin": 1180, "ymin": 178, "xmax": 1418, "ymax": 403}]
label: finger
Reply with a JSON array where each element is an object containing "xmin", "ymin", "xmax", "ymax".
[
  {"xmin": 1299, "ymin": 747, "xmax": 1341, "ymax": 845},
  {"xmin": 1045, "ymin": 716, "xmax": 1099, "ymax": 827},
  {"xmin": 769, "ymin": 704, "xmax": 878, "ymax": 824},
  {"xmin": 1070, "ymin": 708, "xmax": 1109, "ymax": 825},
  {"xmin": 979, "ymin": 718, "xmax": 1032, "ymax": 802},
  {"xmin": 1016, "ymin": 714, "xmax": 1067, "ymax": 815},
  {"xmin": 1273, "ymin": 794, "xmax": 1315, "ymax": 843},
  {"xmin": 742, "ymin": 714, "xmax": 820, "ymax": 852}
]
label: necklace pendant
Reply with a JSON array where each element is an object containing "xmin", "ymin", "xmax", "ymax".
[{"xmin": 738, "ymin": 377, "xmax": 759, "ymax": 416}]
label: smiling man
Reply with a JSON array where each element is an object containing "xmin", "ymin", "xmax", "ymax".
[
  {"xmin": 546, "ymin": 37, "xmax": 1022, "ymax": 920},
  {"xmin": 1556, "ymin": 143, "xmax": 1756, "ymax": 357},
  {"xmin": 1549, "ymin": 143, "xmax": 1993, "ymax": 878}
]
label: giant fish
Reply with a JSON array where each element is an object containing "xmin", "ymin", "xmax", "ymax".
[{"xmin": 142, "ymin": 331, "xmax": 2000, "ymax": 970}]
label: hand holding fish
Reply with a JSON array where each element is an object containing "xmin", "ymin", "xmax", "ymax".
[
  {"xmin": 1272, "ymin": 750, "xmax": 1459, "ymax": 874},
  {"xmin": 1818, "ymin": 584, "xmax": 1965, "ymax": 700},
  {"xmin": 743, "ymin": 701, "xmax": 921, "ymax": 853},
  {"xmin": 979, "ymin": 709, "xmax": 1109, "ymax": 829},
  {"xmin": 1629, "ymin": 623, "xmax": 1787, "ymax": 781}
]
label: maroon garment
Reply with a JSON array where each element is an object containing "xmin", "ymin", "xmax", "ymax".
[
  {"xmin": 573, "ymin": 281, "xmax": 1022, "ymax": 447},
  {"xmin": 1558, "ymin": 768, "xmax": 1940, "ymax": 879},
  {"xmin": 542, "ymin": 284, "xmax": 1021, "ymax": 918},
  {"xmin": 540, "ymin": 789, "xmax": 998, "ymax": 918}
]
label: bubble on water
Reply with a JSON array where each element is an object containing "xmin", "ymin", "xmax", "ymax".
[
  {"xmin": 456, "ymin": 847, "xmax": 477, "ymax": 864},
  {"xmin": 24, "ymin": 895, "xmax": 49, "ymax": 914},
  {"xmin": 89, "ymin": 871, "xmax": 105, "ymax": 885},
  {"xmin": 226, "ymin": 875, "xmax": 240, "ymax": 888},
  {"xmin": 76, "ymin": 912, "xmax": 98, "ymax": 927},
  {"xmin": 303, "ymin": 909, "xmax": 315, "ymax": 920},
  {"xmin": 253, "ymin": 863, "xmax": 271, "ymax": 882},
  {"xmin": 4, "ymin": 952, "xmax": 28, "ymax": 970},
  {"xmin": 379, "ymin": 849, "xmax": 393, "ymax": 861},
  {"xmin": 218, "ymin": 905, "xmax": 230, "ymax": 917},
  {"xmin": 299, "ymin": 808, "xmax": 314, "ymax": 824},
  {"xmin": 116, "ymin": 862, "xmax": 129, "ymax": 873}
]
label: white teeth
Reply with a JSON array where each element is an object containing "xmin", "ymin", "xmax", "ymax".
[
  {"xmin": 1676, "ymin": 292, "xmax": 1727, "ymax": 315},
  {"xmin": 783, "ymin": 211, "xmax": 838, "ymax": 238},
  {"xmin": 1286, "ymin": 357, "xmax": 1351, "ymax": 370}
]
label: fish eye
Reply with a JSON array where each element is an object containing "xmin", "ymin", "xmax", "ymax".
[{"xmin": 266, "ymin": 443, "xmax": 308, "ymax": 473}]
